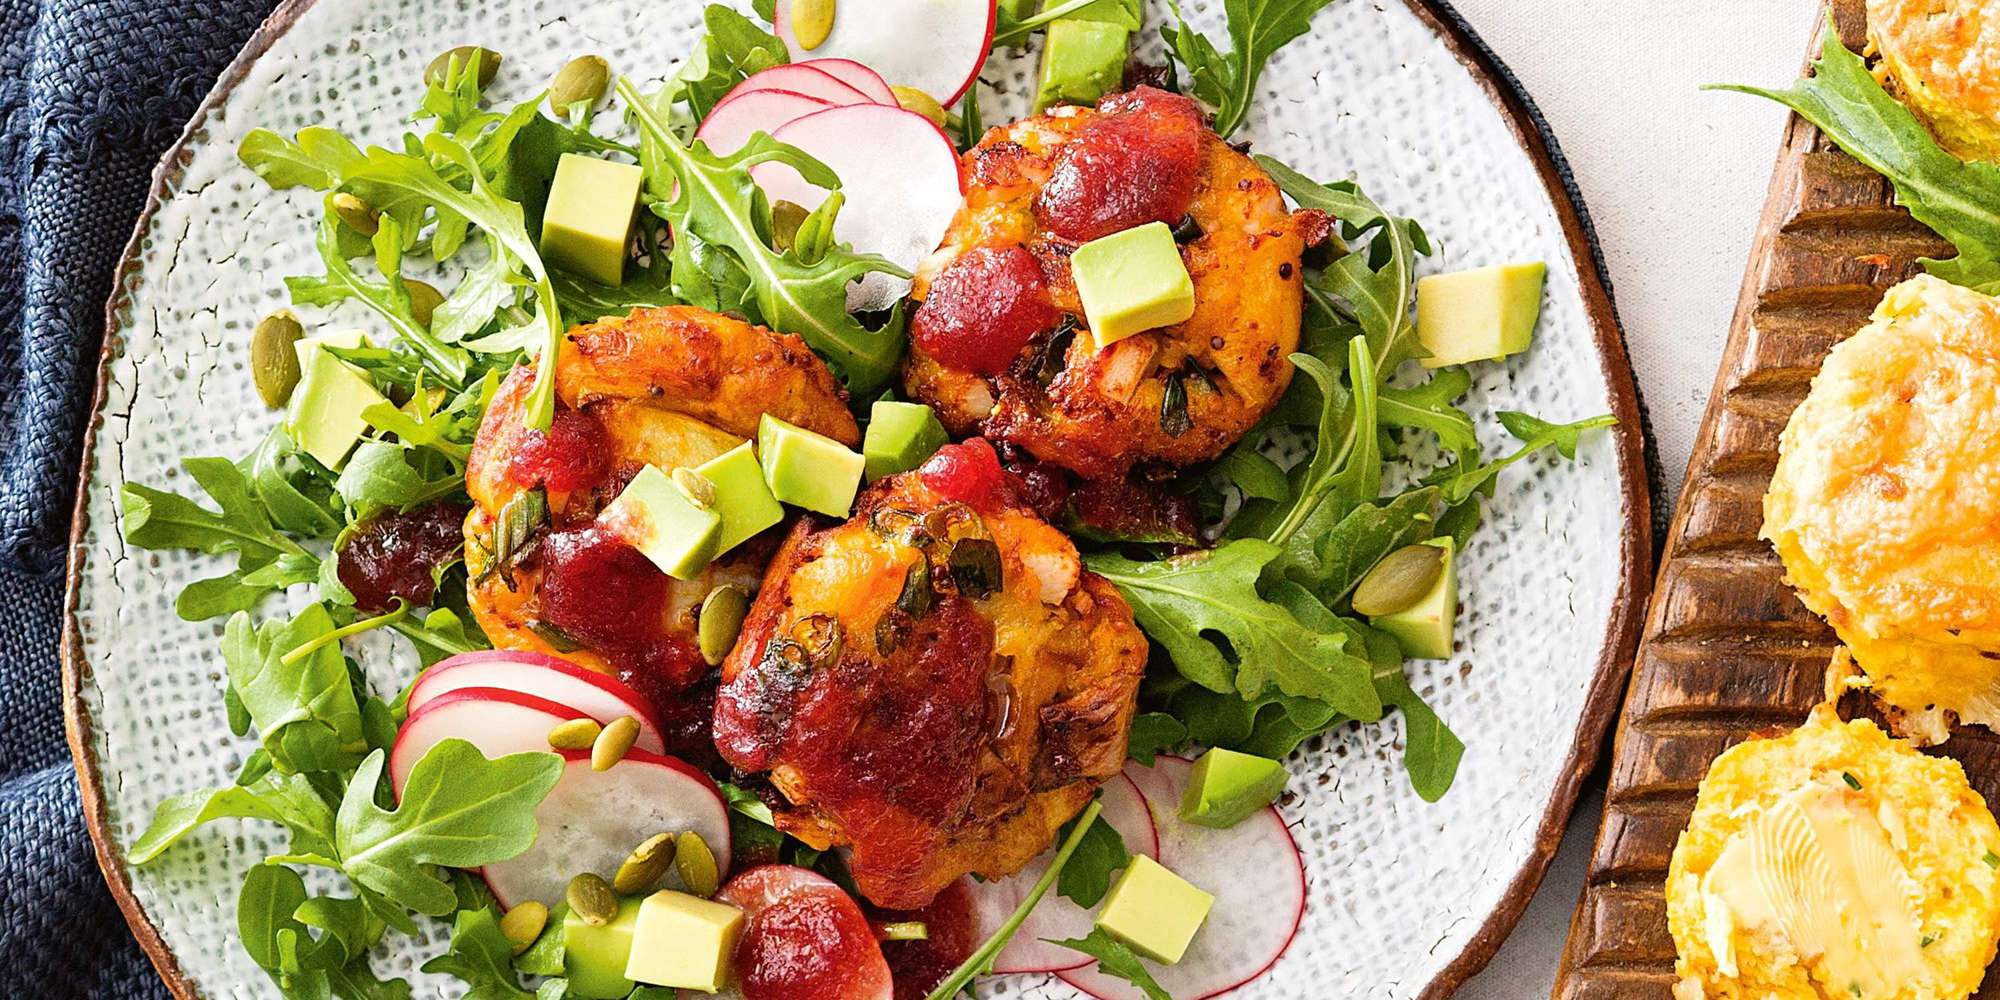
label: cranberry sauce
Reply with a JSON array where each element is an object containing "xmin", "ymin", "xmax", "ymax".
[
  {"xmin": 1034, "ymin": 87, "xmax": 1206, "ymax": 243},
  {"xmin": 911, "ymin": 247, "xmax": 1059, "ymax": 375},
  {"xmin": 337, "ymin": 502, "xmax": 469, "ymax": 613}
]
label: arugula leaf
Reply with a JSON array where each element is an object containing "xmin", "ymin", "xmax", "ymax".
[
  {"xmin": 1056, "ymin": 808, "xmax": 1131, "ymax": 908},
  {"xmin": 287, "ymin": 214, "xmax": 471, "ymax": 389},
  {"xmin": 131, "ymin": 773, "xmax": 336, "ymax": 864},
  {"xmin": 622, "ymin": 77, "xmax": 909, "ymax": 395},
  {"xmin": 1162, "ymin": 0, "xmax": 1337, "ymax": 137},
  {"xmin": 1052, "ymin": 928, "xmax": 1172, "ymax": 1000},
  {"xmin": 240, "ymin": 864, "xmax": 329, "ymax": 1000},
  {"xmin": 334, "ymin": 741, "xmax": 562, "ymax": 916},
  {"xmin": 239, "ymin": 126, "xmax": 366, "ymax": 191},
  {"xmin": 923, "ymin": 801, "xmax": 1105, "ymax": 1000},
  {"xmin": 1379, "ymin": 369, "xmax": 1480, "ymax": 463},
  {"xmin": 1307, "ymin": 487, "xmax": 1440, "ymax": 603},
  {"xmin": 422, "ymin": 908, "xmax": 532, "ymax": 1000},
  {"xmin": 1087, "ymin": 540, "xmax": 1381, "ymax": 720},
  {"xmin": 994, "ymin": 0, "xmax": 1142, "ymax": 46},
  {"xmin": 242, "ymin": 429, "xmax": 343, "ymax": 539},
  {"xmin": 1126, "ymin": 712, "xmax": 1190, "ymax": 765},
  {"xmin": 1264, "ymin": 342, "xmax": 1380, "ymax": 552},
  {"xmin": 121, "ymin": 457, "xmax": 321, "ymax": 621},
  {"xmin": 336, "ymin": 442, "xmax": 463, "ymax": 513},
  {"xmin": 511, "ymin": 902, "xmax": 570, "ymax": 977},
  {"xmin": 1714, "ymin": 15, "xmax": 2000, "ymax": 291},
  {"xmin": 663, "ymin": 5, "xmax": 790, "ymax": 124},
  {"xmin": 1430, "ymin": 412, "xmax": 1616, "ymax": 504},
  {"xmin": 226, "ymin": 606, "xmax": 368, "ymax": 775}
]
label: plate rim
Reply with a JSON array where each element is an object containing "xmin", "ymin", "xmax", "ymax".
[{"xmin": 58, "ymin": 1, "xmax": 1653, "ymax": 996}]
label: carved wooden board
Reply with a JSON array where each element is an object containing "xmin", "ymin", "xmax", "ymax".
[{"xmin": 1548, "ymin": 2, "xmax": 2000, "ymax": 997}]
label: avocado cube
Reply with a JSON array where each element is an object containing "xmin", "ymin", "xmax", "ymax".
[
  {"xmin": 1034, "ymin": 19, "xmax": 1132, "ymax": 111},
  {"xmin": 863, "ymin": 401, "xmax": 949, "ymax": 482},
  {"xmin": 285, "ymin": 331, "xmax": 389, "ymax": 472},
  {"xmin": 1064, "ymin": 0, "xmax": 1143, "ymax": 26},
  {"xmin": 1095, "ymin": 855, "xmax": 1213, "ymax": 964},
  {"xmin": 758, "ymin": 414, "xmax": 866, "ymax": 518},
  {"xmin": 291, "ymin": 328, "xmax": 370, "ymax": 371},
  {"xmin": 1370, "ymin": 537, "xmax": 1458, "ymax": 659},
  {"xmin": 694, "ymin": 441, "xmax": 784, "ymax": 554},
  {"xmin": 623, "ymin": 890, "xmax": 745, "ymax": 992},
  {"xmin": 1414, "ymin": 262, "xmax": 1547, "ymax": 369},
  {"xmin": 541, "ymin": 153, "xmax": 643, "ymax": 287},
  {"xmin": 563, "ymin": 897, "xmax": 642, "ymax": 999},
  {"xmin": 1179, "ymin": 747, "xmax": 1290, "ymax": 829},
  {"xmin": 600, "ymin": 464, "xmax": 724, "ymax": 580},
  {"xmin": 1071, "ymin": 222, "xmax": 1196, "ymax": 351}
]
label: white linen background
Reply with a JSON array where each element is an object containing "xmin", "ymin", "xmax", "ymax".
[{"xmin": 1445, "ymin": 1, "xmax": 1819, "ymax": 995}]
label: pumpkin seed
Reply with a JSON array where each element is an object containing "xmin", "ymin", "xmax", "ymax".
[
  {"xmin": 1350, "ymin": 543, "xmax": 1445, "ymax": 617},
  {"xmin": 592, "ymin": 715, "xmax": 641, "ymax": 771},
  {"xmin": 675, "ymin": 831, "xmax": 720, "ymax": 898},
  {"xmin": 405, "ymin": 279, "xmax": 445, "ymax": 328},
  {"xmin": 331, "ymin": 192, "xmax": 379, "ymax": 236},
  {"xmin": 892, "ymin": 86, "xmax": 948, "ymax": 127},
  {"xmin": 697, "ymin": 585, "xmax": 750, "ymax": 666},
  {"xmin": 498, "ymin": 901, "xmax": 549, "ymax": 954},
  {"xmin": 250, "ymin": 312, "xmax": 304, "ymax": 408},
  {"xmin": 566, "ymin": 872, "xmax": 619, "ymax": 926},
  {"xmin": 427, "ymin": 46, "xmax": 502, "ymax": 89},
  {"xmin": 771, "ymin": 200, "xmax": 811, "ymax": 253},
  {"xmin": 613, "ymin": 832, "xmax": 678, "ymax": 894},
  {"xmin": 548, "ymin": 717, "xmax": 603, "ymax": 751},
  {"xmin": 790, "ymin": 0, "xmax": 836, "ymax": 51},
  {"xmin": 673, "ymin": 467, "xmax": 718, "ymax": 509},
  {"xmin": 549, "ymin": 55, "xmax": 611, "ymax": 113}
]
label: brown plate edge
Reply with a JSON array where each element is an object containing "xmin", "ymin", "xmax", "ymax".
[{"xmin": 55, "ymin": 2, "xmax": 1656, "ymax": 998}]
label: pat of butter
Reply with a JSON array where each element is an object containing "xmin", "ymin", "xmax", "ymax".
[{"xmin": 624, "ymin": 890, "xmax": 745, "ymax": 993}]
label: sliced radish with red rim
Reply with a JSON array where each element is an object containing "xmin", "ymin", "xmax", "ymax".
[
  {"xmin": 733, "ymin": 64, "xmax": 878, "ymax": 107},
  {"xmin": 484, "ymin": 749, "xmax": 732, "ymax": 911},
  {"xmin": 695, "ymin": 88, "xmax": 837, "ymax": 157},
  {"xmin": 406, "ymin": 650, "xmax": 665, "ymax": 753},
  {"xmin": 793, "ymin": 58, "xmax": 897, "ymax": 106},
  {"xmin": 1056, "ymin": 757, "xmax": 1307, "ymax": 1000},
  {"xmin": 967, "ymin": 773, "xmax": 1159, "ymax": 975},
  {"xmin": 751, "ymin": 103, "xmax": 963, "ymax": 311},
  {"xmin": 715, "ymin": 865, "xmax": 892, "ymax": 1000},
  {"xmin": 390, "ymin": 687, "xmax": 611, "ymax": 793},
  {"xmin": 772, "ymin": 0, "xmax": 996, "ymax": 106}
]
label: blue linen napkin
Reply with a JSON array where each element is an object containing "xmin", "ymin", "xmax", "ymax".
[{"xmin": 1, "ymin": 0, "xmax": 273, "ymax": 995}]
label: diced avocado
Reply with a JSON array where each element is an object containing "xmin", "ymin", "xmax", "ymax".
[
  {"xmin": 1095, "ymin": 855, "xmax": 1214, "ymax": 964},
  {"xmin": 1064, "ymin": 0, "xmax": 1143, "ymax": 26},
  {"xmin": 694, "ymin": 441, "xmax": 784, "ymax": 555},
  {"xmin": 1179, "ymin": 747, "xmax": 1289, "ymax": 829},
  {"xmin": 623, "ymin": 890, "xmax": 745, "ymax": 993},
  {"xmin": 291, "ymin": 328, "xmax": 370, "ymax": 371},
  {"xmin": 1071, "ymin": 221, "xmax": 1196, "ymax": 351},
  {"xmin": 863, "ymin": 401, "xmax": 948, "ymax": 482},
  {"xmin": 600, "ymin": 465, "xmax": 723, "ymax": 580},
  {"xmin": 541, "ymin": 152, "xmax": 644, "ymax": 287},
  {"xmin": 757, "ymin": 414, "xmax": 866, "ymax": 518},
  {"xmin": 1370, "ymin": 537, "xmax": 1457, "ymax": 659},
  {"xmin": 285, "ymin": 332, "xmax": 389, "ymax": 472},
  {"xmin": 1034, "ymin": 19, "xmax": 1132, "ymax": 111},
  {"xmin": 1415, "ymin": 262, "xmax": 1547, "ymax": 369},
  {"xmin": 563, "ymin": 896, "xmax": 642, "ymax": 1000}
]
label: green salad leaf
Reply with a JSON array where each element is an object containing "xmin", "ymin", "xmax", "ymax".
[
  {"xmin": 1056, "ymin": 808, "xmax": 1132, "ymax": 908},
  {"xmin": 423, "ymin": 907, "xmax": 533, "ymax": 1000},
  {"xmin": 226, "ymin": 605, "xmax": 368, "ymax": 775},
  {"xmin": 130, "ymin": 773, "xmax": 337, "ymax": 864},
  {"xmin": 1125, "ymin": 712, "xmax": 1191, "ymax": 765},
  {"xmin": 1163, "ymin": 0, "xmax": 1339, "ymax": 137},
  {"xmin": 122, "ymin": 457, "xmax": 322, "ymax": 621},
  {"xmin": 1430, "ymin": 411, "xmax": 1617, "ymax": 504},
  {"xmin": 994, "ymin": 0, "xmax": 1142, "ymax": 46},
  {"xmin": 1714, "ymin": 14, "xmax": 2000, "ymax": 292},
  {"xmin": 1051, "ymin": 928, "xmax": 1172, "ymax": 1000},
  {"xmin": 664, "ymin": 5, "xmax": 790, "ymax": 123}
]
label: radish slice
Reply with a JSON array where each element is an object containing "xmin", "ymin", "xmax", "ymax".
[
  {"xmin": 968, "ymin": 773, "xmax": 1159, "ymax": 975},
  {"xmin": 1056, "ymin": 757, "xmax": 1307, "ymax": 1000},
  {"xmin": 406, "ymin": 650, "xmax": 665, "ymax": 754},
  {"xmin": 389, "ymin": 688, "xmax": 602, "ymax": 793},
  {"xmin": 795, "ymin": 58, "xmax": 897, "ymax": 106},
  {"xmin": 733, "ymin": 64, "xmax": 877, "ymax": 107},
  {"xmin": 484, "ymin": 749, "xmax": 732, "ymax": 911},
  {"xmin": 772, "ymin": 0, "xmax": 996, "ymax": 106},
  {"xmin": 715, "ymin": 865, "xmax": 892, "ymax": 1000},
  {"xmin": 751, "ymin": 104, "xmax": 963, "ymax": 311},
  {"xmin": 695, "ymin": 88, "xmax": 836, "ymax": 157}
]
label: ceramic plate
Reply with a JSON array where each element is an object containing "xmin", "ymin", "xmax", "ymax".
[{"xmin": 63, "ymin": 1, "xmax": 1648, "ymax": 997}]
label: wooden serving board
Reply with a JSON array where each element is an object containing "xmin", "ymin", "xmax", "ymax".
[{"xmin": 1547, "ymin": 3, "xmax": 2000, "ymax": 997}]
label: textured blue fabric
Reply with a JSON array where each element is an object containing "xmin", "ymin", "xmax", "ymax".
[{"xmin": 0, "ymin": 0, "xmax": 273, "ymax": 995}]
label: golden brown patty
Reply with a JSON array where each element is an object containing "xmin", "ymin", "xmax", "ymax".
[
  {"xmin": 1666, "ymin": 706, "xmax": 2000, "ymax": 1000},
  {"xmin": 1869, "ymin": 0, "xmax": 2000, "ymax": 161},
  {"xmin": 1764, "ymin": 275, "xmax": 2000, "ymax": 743}
]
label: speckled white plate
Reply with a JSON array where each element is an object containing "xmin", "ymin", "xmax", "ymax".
[{"xmin": 62, "ymin": 2, "xmax": 1649, "ymax": 998}]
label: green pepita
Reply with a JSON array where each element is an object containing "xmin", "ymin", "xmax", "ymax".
[
  {"xmin": 548, "ymin": 717, "xmax": 603, "ymax": 751},
  {"xmin": 405, "ymin": 279, "xmax": 445, "ymax": 328},
  {"xmin": 674, "ymin": 467, "xmax": 719, "ymax": 509},
  {"xmin": 790, "ymin": 0, "xmax": 836, "ymax": 51},
  {"xmin": 427, "ymin": 46, "xmax": 503, "ymax": 89},
  {"xmin": 566, "ymin": 872, "xmax": 620, "ymax": 927},
  {"xmin": 550, "ymin": 55, "xmax": 611, "ymax": 113},
  {"xmin": 891, "ymin": 86, "xmax": 948, "ymax": 128},
  {"xmin": 249, "ymin": 312, "xmax": 304, "ymax": 409},
  {"xmin": 498, "ymin": 901, "xmax": 549, "ymax": 955},
  {"xmin": 592, "ymin": 715, "xmax": 641, "ymax": 771},
  {"xmin": 674, "ymin": 831, "xmax": 720, "ymax": 898},
  {"xmin": 331, "ymin": 192, "xmax": 379, "ymax": 236},
  {"xmin": 1350, "ymin": 543, "xmax": 1446, "ymax": 617},
  {"xmin": 613, "ymin": 832, "xmax": 678, "ymax": 894},
  {"xmin": 771, "ymin": 200, "xmax": 811, "ymax": 253},
  {"xmin": 697, "ymin": 585, "xmax": 751, "ymax": 666}
]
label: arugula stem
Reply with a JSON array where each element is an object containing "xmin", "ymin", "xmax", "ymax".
[
  {"xmin": 923, "ymin": 801, "xmax": 1104, "ymax": 1000},
  {"xmin": 1266, "ymin": 339, "xmax": 1378, "ymax": 547},
  {"xmin": 280, "ymin": 601, "xmax": 410, "ymax": 667},
  {"xmin": 992, "ymin": 0, "xmax": 1104, "ymax": 45}
]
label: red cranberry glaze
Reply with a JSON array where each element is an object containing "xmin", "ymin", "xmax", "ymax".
[
  {"xmin": 917, "ymin": 439, "xmax": 1010, "ymax": 512},
  {"xmin": 337, "ymin": 503, "xmax": 469, "ymax": 613},
  {"xmin": 912, "ymin": 247, "xmax": 1058, "ymax": 375},
  {"xmin": 537, "ymin": 526, "xmax": 707, "ymax": 690},
  {"xmin": 871, "ymin": 880, "xmax": 977, "ymax": 1000},
  {"xmin": 505, "ymin": 405, "xmax": 610, "ymax": 492},
  {"xmin": 1034, "ymin": 87, "xmax": 1207, "ymax": 243},
  {"xmin": 718, "ymin": 867, "xmax": 893, "ymax": 1000}
]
